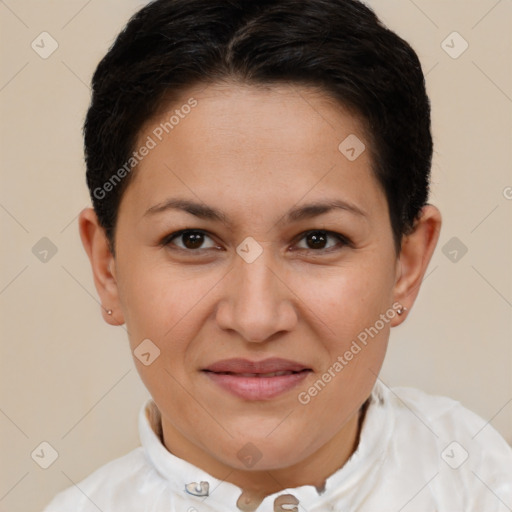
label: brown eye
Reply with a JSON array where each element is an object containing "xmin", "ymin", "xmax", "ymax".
[
  {"xmin": 180, "ymin": 231, "xmax": 205, "ymax": 249},
  {"xmin": 164, "ymin": 230, "xmax": 217, "ymax": 251},
  {"xmin": 305, "ymin": 231, "xmax": 328, "ymax": 249},
  {"xmin": 295, "ymin": 230, "xmax": 349, "ymax": 251}
]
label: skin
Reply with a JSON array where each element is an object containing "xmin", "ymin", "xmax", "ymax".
[{"xmin": 79, "ymin": 82, "xmax": 441, "ymax": 510}]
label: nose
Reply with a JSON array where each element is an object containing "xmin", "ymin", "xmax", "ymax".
[{"xmin": 215, "ymin": 245, "xmax": 298, "ymax": 343}]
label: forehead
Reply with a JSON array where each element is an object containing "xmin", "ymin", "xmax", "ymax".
[
  {"xmin": 150, "ymin": 81, "xmax": 366, "ymax": 152},
  {"xmin": 122, "ymin": 81, "xmax": 385, "ymax": 222}
]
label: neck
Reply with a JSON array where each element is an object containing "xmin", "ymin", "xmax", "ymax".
[{"xmin": 157, "ymin": 400, "xmax": 369, "ymax": 511}]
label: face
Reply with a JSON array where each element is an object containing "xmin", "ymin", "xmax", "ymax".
[{"xmin": 109, "ymin": 82, "xmax": 402, "ymax": 473}]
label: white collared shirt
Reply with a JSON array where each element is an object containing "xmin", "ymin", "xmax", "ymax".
[{"xmin": 42, "ymin": 380, "xmax": 512, "ymax": 511}]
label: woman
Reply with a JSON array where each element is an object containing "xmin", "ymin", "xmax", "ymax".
[{"xmin": 43, "ymin": 0, "xmax": 512, "ymax": 510}]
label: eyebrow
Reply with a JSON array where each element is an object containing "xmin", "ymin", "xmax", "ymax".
[{"xmin": 143, "ymin": 197, "xmax": 367, "ymax": 226}]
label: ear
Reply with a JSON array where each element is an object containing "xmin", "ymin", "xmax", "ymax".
[
  {"xmin": 78, "ymin": 207, "xmax": 125, "ymax": 326},
  {"xmin": 391, "ymin": 204, "xmax": 442, "ymax": 327}
]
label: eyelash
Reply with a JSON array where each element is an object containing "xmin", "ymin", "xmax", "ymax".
[{"xmin": 160, "ymin": 229, "xmax": 352, "ymax": 255}]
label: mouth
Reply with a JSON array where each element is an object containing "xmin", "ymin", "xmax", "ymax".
[
  {"xmin": 202, "ymin": 358, "xmax": 312, "ymax": 401},
  {"xmin": 208, "ymin": 370, "xmax": 306, "ymax": 377}
]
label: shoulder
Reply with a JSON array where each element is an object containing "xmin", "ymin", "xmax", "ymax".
[
  {"xmin": 387, "ymin": 383, "xmax": 509, "ymax": 444},
  {"xmin": 386, "ymin": 383, "xmax": 475, "ymax": 427},
  {"xmin": 41, "ymin": 447, "xmax": 162, "ymax": 511},
  {"xmin": 380, "ymin": 383, "xmax": 512, "ymax": 507}
]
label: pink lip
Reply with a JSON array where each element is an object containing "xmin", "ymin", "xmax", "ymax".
[{"xmin": 202, "ymin": 358, "xmax": 312, "ymax": 401}]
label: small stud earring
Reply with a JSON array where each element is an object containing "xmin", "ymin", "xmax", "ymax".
[
  {"xmin": 106, "ymin": 309, "xmax": 113, "ymax": 315},
  {"xmin": 397, "ymin": 306, "xmax": 407, "ymax": 315}
]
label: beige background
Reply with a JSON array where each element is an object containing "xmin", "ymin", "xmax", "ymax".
[{"xmin": 0, "ymin": 1, "xmax": 511, "ymax": 510}]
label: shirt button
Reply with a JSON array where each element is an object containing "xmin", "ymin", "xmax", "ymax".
[
  {"xmin": 236, "ymin": 492, "xmax": 259, "ymax": 511},
  {"xmin": 274, "ymin": 494, "xmax": 299, "ymax": 512},
  {"xmin": 184, "ymin": 481, "xmax": 209, "ymax": 497}
]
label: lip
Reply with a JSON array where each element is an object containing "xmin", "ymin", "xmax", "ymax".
[
  {"xmin": 202, "ymin": 358, "xmax": 312, "ymax": 401},
  {"xmin": 204, "ymin": 357, "xmax": 310, "ymax": 374}
]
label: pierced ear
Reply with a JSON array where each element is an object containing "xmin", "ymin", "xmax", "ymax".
[
  {"xmin": 391, "ymin": 204, "xmax": 442, "ymax": 327},
  {"xmin": 78, "ymin": 207, "xmax": 125, "ymax": 326}
]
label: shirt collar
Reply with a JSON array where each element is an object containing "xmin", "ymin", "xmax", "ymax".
[{"xmin": 138, "ymin": 379, "xmax": 394, "ymax": 510}]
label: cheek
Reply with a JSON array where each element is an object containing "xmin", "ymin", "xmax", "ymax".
[
  {"xmin": 118, "ymin": 257, "xmax": 211, "ymax": 335},
  {"xmin": 117, "ymin": 262, "xmax": 225, "ymax": 391},
  {"xmin": 291, "ymin": 257, "xmax": 395, "ymax": 400},
  {"xmin": 293, "ymin": 267, "xmax": 393, "ymax": 427},
  {"xmin": 294, "ymin": 259, "xmax": 395, "ymax": 338}
]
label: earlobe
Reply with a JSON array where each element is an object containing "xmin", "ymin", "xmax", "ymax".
[
  {"xmin": 78, "ymin": 207, "xmax": 125, "ymax": 326},
  {"xmin": 391, "ymin": 204, "xmax": 442, "ymax": 327}
]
